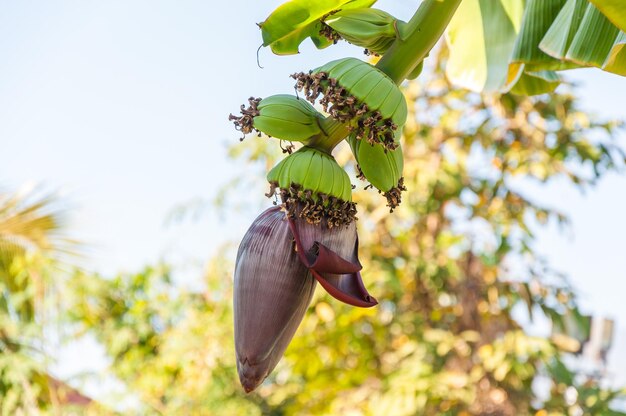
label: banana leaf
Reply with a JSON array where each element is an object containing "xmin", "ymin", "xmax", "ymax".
[
  {"xmin": 510, "ymin": 70, "xmax": 561, "ymax": 96},
  {"xmin": 445, "ymin": 0, "xmax": 526, "ymax": 93},
  {"xmin": 540, "ymin": 0, "xmax": 626, "ymax": 76},
  {"xmin": 511, "ymin": 0, "xmax": 577, "ymax": 71},
  {"xmin": 589, "ymin": 0, "xmax": 626, "ymax": 32}
]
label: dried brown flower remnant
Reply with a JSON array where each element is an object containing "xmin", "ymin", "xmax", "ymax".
[
  {"xmin": 290, "ymin": 71, "xmax": 399, "ymax": 150},
  {"xmin": 319, "ymin": 23, "xmax": 342, "ymax": 44},
  {"xmin": 363, "ymin": 48, "xmax": 380, "ymax": 56},
  {"xmin": 382, "ymin": 177, "xmax": 406, "ymax": 211},
  {"xmin": 275, "ymin": 183, "xmax": 357, "ymax": 228},
  {"xmin": 280, "ymin": 140, "xmax": 295, "ymax": 154},
  {"xmin": 291, "ymin": 72, "xmax": 330, "ymax": 108},
  {"xmin": 354, "ymin": 109, "xmax": 398, "ymax": 150},
  {"xmin": 356, "ymin": 164, "xmax": 366, "ymax": 181},
  {"xmin": 229, "ymin": 97, "xmax": 261, "ymax": 140}
]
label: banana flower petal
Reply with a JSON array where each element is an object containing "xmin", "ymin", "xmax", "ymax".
[{"xmin": 288, "ymin": 218, "xmax": 377, "ymax": 308}]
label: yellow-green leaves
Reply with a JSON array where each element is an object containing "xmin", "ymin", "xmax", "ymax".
[
  {"xmin": 510, "ymin": 70, "xmax": 561, "ymax": 96},
  {"xmin": 259, "ymin": 0, "xmax": 376, "ymax": 55},
  {"xmin": 567, "ymin": 5, "xmax": 622, "ymax": 69},
  {"xmin": 589, "ymin": 0, "xmax": 626, "ymax": 32},
  {"xmin": 605, "ymin": 32, "xmax": 626, "ymax": 75},
  {"xmin": 541, "ymin": 0, "xmax": 626, "ymax": 76},
  {"xmin": 511, "ymin": 0, "xmax": 573, "ymax": 71},
  {"xmin": 538, "ymin": 0, "xmax": 587, "ymax": 60},
  {"xmin": 445, "ymin": 0, "xmax": 626, "ymax": 94},
  {"xmin": 445, "ymin": 0, "xmax": 525, "ymax": 93}
]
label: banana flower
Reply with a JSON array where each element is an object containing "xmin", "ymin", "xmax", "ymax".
[{"xmin": 234, "ymin": 206, "xmax": 376, "ymax": 392}]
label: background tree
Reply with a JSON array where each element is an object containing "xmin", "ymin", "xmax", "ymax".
[
  {"xmin": 0, "ymin": 189, "xmax": 90, "ymax": 413},
  {"xmin": 69, "ymin": 56, "xmax": 626, "ymax": 414}
]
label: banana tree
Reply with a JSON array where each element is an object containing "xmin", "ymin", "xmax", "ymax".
[{"xmin": 229, "ymin": 0, "xmax": 626, "ymax": 392}]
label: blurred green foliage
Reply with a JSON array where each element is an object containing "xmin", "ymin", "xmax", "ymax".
[
  {"xmin": 0, "ymin": 191, "xmax": 91, "ymax": 414},
  {"xmin": 3, "ymin": 60, "xmax": 626, "ymax": 414}
]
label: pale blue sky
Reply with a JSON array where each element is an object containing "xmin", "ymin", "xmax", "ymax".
[{"xmin": 2, "ymin": 0, "xmax": 626, "ymax": 399}]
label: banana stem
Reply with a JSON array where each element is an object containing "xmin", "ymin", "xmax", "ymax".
[
  {"xmin": 311, "ymin": 0, "xmax": 462, "ymax": 152},
  {"xmin": 376, "ymin": 0, "xmax": 462, "ymax": 84},
  {"xmin": 311, "ymin": 117, "xmax": 351, "ymax": 153}
]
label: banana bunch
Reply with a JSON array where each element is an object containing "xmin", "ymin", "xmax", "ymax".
[
  {"xmin": 322, "ymin": 9, "xmax": 401, "ymax": 56},
  {"xmin": 314, "ymin": 58, "xmax": 407, "ymax": 127},
  {"xmin": 267, "ymin": 146, "xmax": 356, "ymax": 226},
  {"xmin": 230, "ymin": 94, "xmax": 323, "ymax": 142},
  {"xmin": 349, "ymin": 134, "xmax": 403, "ymax": 195},
  {"xmin": 268, "ymin": 147, "xmax": 352, "ymax": 202},
  {"xmin": 293, "ymin": 57, "xmax": 407, "ymax": 151}
]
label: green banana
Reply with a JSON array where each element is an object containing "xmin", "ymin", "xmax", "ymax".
[
  {"xmin": 349, "ymin": 134, "xmax": 403, "ymax": 193},
  {"xmin": 348, "ymin": 131, "xmax": 405, "ymax": 210},
  {"xmin": 310, "ymin": 58, "xmax": 406, "ymax": 123},
  {"xmin": 328, "ymin": 57, "xmax": 361, "ymax": 80},
  {"xmin": 363, "ymin": 76, "xmax": 395, "ymax": 111},
  {"xmin": 337, "ymin": 62, "xmax": 376, "ymax": 89},
  {"xmin": 301, "ymin": 152, "xmax": 323, "ymax": 196},
  {"xmin": 349, "ymin": 70, "xmax": 386, "ymax": 103},
  {"xmin": 323, "ymin": 8, "xmax": 399, "ymax": 55},
  {"xmin": 325, "ymin": 155, "xmax": 347, "ymax": 202},
  {"xmin": 267, "ymin": 147, "xmax": 352, "ymax": 202},
  {"xmin": 388, "ymin": 93, "xmax": 407, "ymax": 128},
  {"xmin": 365, "ymin": 35, "xmax": 395, "ymax": 55},
  {"xmin": 230, "ymin": 94, "xmax": 323, "ymax": 143},
  {"xmin": 267, "ymin": 146, "xmax": 355, "ymax": 225},
  {"xmin": 293, "ymin": 57, "xmax": 407, "ymax": 150},
  {"xmin": 257, "ymin": 97, "xmax": 318, "ymax": 124},
  {"xmin": 278, "ymin": 151, "xmax": 297, "ymax": 188},
  {"xmin": 380, "ymin": 88, "xmax": 404, "ymax": 126}
]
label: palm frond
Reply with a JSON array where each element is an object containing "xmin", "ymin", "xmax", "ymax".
[{"xmin": 0, "ymin": 189, "xmax": 76, "ymax": 259}]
